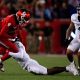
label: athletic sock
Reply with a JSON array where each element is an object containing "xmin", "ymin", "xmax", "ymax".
[
  {"xmin": 47, "ymin": 67, "xmax": 66, "ymax": 75},
  {"xmin": 67, "ymin": 53, "xmax": 73, "ymax": 62}
]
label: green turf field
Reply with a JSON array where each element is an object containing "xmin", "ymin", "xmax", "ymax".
[{"xmin": 0, "ymin": 54, "xmax": 80, "ymax": 80}]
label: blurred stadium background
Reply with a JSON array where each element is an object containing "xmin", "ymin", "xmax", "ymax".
[
  {"xmin": 0, "ymin": 0, "xmax": 80, "ymax": 80},
  {"xmin": 0, "ymin": 0, "xmax": 78, "ymax": 54}
]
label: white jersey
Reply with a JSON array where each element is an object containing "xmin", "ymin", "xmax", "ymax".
[
  {"xmin": 12, "ymin": 41, "xmax": 47, "ymax": 74},
  {"xmin": 71, "ymin": 13, "xmax": 80, "ymax": 42}
]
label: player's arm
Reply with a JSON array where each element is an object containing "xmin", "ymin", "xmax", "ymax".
[
  {"xmin": 0, "ymin": 22, "xmax": 11, "ymax": 38},
  {"xmin": 66, "ymin": 21, "xmax": 74, "ymax": 39},
  {"xmin": 0, "ymin": 24, "xmax": 8, "ymax": 37}
]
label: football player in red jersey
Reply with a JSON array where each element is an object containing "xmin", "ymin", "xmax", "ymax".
[
  {"xmin": 0, "ymin": 8, "xmax": 30, "ymax": 53},
  {"xmin": 0, "ymin": 9, "xmax": 31, "ymax": 68}
]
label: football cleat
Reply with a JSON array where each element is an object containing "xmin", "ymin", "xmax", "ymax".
[
  {"xmin": 66, "ymin": 62, "xmax": 79, "ymax": 76},
  {"xmin": 0, "ymin": 62, "xmax": 5, "ymax": 72}
]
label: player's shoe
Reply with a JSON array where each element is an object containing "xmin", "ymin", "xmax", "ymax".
[
  {"xmin": 0, "ymin": 62, "xmax": 5, "ymax": 72},
  {"xmin": 66, "ymin": 62, "xmax": 79, "ymax": 76}
]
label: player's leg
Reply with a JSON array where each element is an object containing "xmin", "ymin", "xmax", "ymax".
[
  {"xmin": 0, "ymin": 40, "xmax": 23, "ymax": 60},
  {"xmin": 0, "ymin": 46, "xmax": 10, "ymax": 72},
  {"xmin": 67, "ymin": 39, "xmax": 79, "ymax": 63},
  {"xmin": 0, "ymin": 50, "xmax": 11, "ymax": 61},
  {"xmin": 1, "ymin": 40, "xmax": 25, "ymax": 59},
  {"xmin": 13, "ymin": 46, "xmax": 66, "ymax": 75},
  {"xmin": 0, "ymin": 41, "xmax": 25, "ymax": 71},
  {"xmin": 0, "ymin": 43, "xmax": 11, "ymax": 62},
  {"xmin": 8, "ymin": 41, "xmax": 24, "ymax": 59},
  {"xmin": 0, "ymin": 40, "xmax": 22, "ymax": 62},
  {"xmin": 24, "ymin": 59, "xmax": 78, "ymax": 75},
  {"xmin": 1, "ymin": 39, "xmax": 19, "ymax": 52},
  {"xmin": 66, "ymin": 49, "xmax": 74, "ymax": 63},
  {"xmin": 0, "ymin": 40, "xmax": 29, "ymax": 63},
  {"xmin": 47, "ymin": 67, "xmax": 66, "ymax": 75},
  {"xmin": 77, "ymin": 49, "xmax": 80, "ymax": 72},
  {"xmin": 0, "ymin": 40, "xmax": 30, "ymax": 72},
  {"xmin": 66, "ymin": 39, "xmax": 79, "ymax": 75}
]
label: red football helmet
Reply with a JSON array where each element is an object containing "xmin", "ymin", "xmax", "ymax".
[{"xmin": 16, "ymin": 9, "xmax": 31, "ymax": 24}]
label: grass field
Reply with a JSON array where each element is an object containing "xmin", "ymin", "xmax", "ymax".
[{"xmin": 0, "ymin": 54, "xmax": 80, "ymax": 80}]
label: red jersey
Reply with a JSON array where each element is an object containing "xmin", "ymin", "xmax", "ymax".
[
  {"xmin": 0, "ymin": 14, "xmax": 19, "ymax": 39},
  {"xmin": 0, "ymin": 14, "xmax": 30, "ymax": 53}
]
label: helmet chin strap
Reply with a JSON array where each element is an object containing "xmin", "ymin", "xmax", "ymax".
[
  {"xmin": 19, "ymin": 19, "xmax": 26, "ymax": 25},
  {"xmin": 17, "ymin": 20, "xmax": 22, "ymax": 25}
]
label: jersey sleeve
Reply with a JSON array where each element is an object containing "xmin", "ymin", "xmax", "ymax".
[
  {"xmin": 19, "ymin": 20, "xmax": 30, "ymax": 29},
  {"xmin": 0, "ymin": 20, "xmax": 8, "ymax": 37}
]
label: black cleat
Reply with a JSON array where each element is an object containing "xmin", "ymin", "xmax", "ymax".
[{"xmin": 0, "ymin": 63, "xmax": 4, "ymax": 72}]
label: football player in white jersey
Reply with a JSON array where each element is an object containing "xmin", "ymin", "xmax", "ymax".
[
  {"xmin": 66, "ymin": 4, "xmax": 80, "ymax": 74},
  {"xmin": 0, "ymin": 39, "xmax": 79, "ymax": 75},
  {"xmin": 13, "ymin": 41, "xmax": 80, "ymax": 75}
]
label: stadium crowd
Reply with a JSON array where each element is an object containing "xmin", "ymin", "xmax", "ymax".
[
  {"xmin": 0, "ymin": 0, "xmax": 77, "ymax": 19},
  {"xmin": 0, "ymin": 0, "xmax": 78, "ymax": 54}
]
